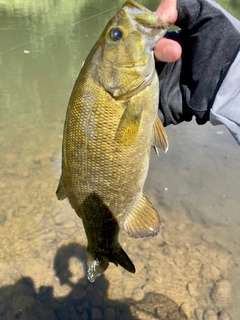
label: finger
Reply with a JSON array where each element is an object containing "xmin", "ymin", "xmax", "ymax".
[
  {"xmin": 154, "ymin": 38, "xmax": 182, "ymax": 62},
  {"xmin": 156, "ymin": 0, "xmax": 178, "ymax": 24}
]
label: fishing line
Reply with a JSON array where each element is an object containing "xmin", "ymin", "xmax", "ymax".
[{"xmin": 0, "ymin": 4, "xmax": 121, "ymax": 56}]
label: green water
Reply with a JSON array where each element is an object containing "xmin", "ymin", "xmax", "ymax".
[{"xmin": 0, "ymin": 1, "xmax": 239, "ymax": 319}]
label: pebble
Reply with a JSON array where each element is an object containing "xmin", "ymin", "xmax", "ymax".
[
  {"xmin": 37, "ymin": 307, "xmax": 57, "ymax": 320},
  {"xmin": 138, "ymin": 240, "xmax": 150, "ymax": 249},
  {"xmin": 131, "ymin": 287, "xmax": 144, "ymax": 301},
  {"xmin": 5, "ymin": 310, "xmax": 15, "ymax": 319},
  {"xmin": 12, "ymin": 295, "xmax": 36, "ymax": 315},
  {"xmin": 179, "ymin": 302, "xmax": 191, "ymax": 318},
  {"xmin": 218, "ymin": 310, "xmax": 230, "ymax": 320},
  {"xmin": 21, "ymin": 168, "xmax": 29, "ymax": 177},
  {"xmin": 201, "ymin": 232, "xmax": 216, "ymax": 244},
  {"xmin": 13, "ymin": 279, "xmax": 35, "ymax": 299},
  {"xmin": 81, "ymin": 310, "xmax": 89, "ymax": 320},
  {"xmin": 173, "ymin": 255, "xmax": 187, "ymax": 268},
  {"xmin": 0, "ymin": 211, "xmax": 7, "ymax": 224},
  {"xmin": 162, "ymin": 246, "xmax": 177, "ymax": 257},
  {"xmin": 199, "ymin": 264, "xmax": 221, "ymax": 281},
  {"xmin": 210, "ymin": 279, "xmax": 231, "ymax": 306},
  {"xmin": 187, "ymin": 282, "xmax": 199, "ymax": 297},
  {"xmin": 175, "ymin": 223, "xmax": 187, "ymax": 231},
  {"xmin": 150, "ymin": 276, "xmax": 163, "ymax": 284},
  {"xmin": 194, "ymin": 307, "xmax": 204, "ymax": 320},
  {"xmin": 104, "ymin": 307, "xmax": 116, "ymax": 320},
  {"xmin": 68, "ymin": 257, "xmax": 85, "ymax": 284},
  {"xmin": 203, "ymin": 309, "xmax": 218, "ymax": 320},
  {"xmin": 134, "ymin": 260, "xmax": 145, "ymax": 273},
  {"xmin": 91, "ymin": 307, "xmax": 103, "ymax": 320},
  {"xmin": 71, "ymin": 287, "xmax": 86, "ymax": 300}
]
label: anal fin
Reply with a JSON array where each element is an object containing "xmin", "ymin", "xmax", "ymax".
[
  {"xmin": 152, "ymin": 116, "xmax": 168, "ymax": 154},
  {"xmin": 123, "ymin": 194, "xmax": 161, "ymax": 238},
  {"xmin": 56, "ymin": 176, "xmax": 67, "ymax": 200}
]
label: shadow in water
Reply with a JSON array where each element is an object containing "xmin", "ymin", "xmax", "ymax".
[{"xmin": 0, "ymin": 243, "xmax": 188, "ymax": 320}]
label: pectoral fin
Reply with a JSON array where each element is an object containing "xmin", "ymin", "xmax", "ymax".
[
  {"xmin": 152, "ymin": 116, "xmax": 168, "ymax": 154},
  {"xmin": 56, "ymin": 176, "xmax": 67, "ymax": 200},
  {"xmin": 115, "ymin": 102, "xmax": 142, "ymax": 145},
  {"xmin": 123, "ymin": 194, "xmax": 161, "ymax": 238}
]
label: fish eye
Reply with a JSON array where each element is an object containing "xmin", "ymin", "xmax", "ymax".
[{"xmin": 110, "ymin": 27, "xmax": 123, "ymax": 41}]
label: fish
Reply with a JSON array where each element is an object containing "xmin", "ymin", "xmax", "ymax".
[{"xmin": 56, "ymin": 0, "xmax": 169, "ymax": 282}]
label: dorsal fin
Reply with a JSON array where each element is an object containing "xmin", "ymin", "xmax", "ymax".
[{"xmin": 123, "ymin": 194, "xmax": 161, "ymax": 238}]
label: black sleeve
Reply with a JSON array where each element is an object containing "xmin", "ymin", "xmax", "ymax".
[{"xmin": 157, "ymin": 0, "xmax": 240, "ymax": 126}]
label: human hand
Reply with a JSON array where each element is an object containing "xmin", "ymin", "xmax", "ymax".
[
  {"xmin": 154, "ymin": 0, "xmax": 181, "ymax": 62},
  {"xmin": 156, "ymin": 0, "xmax": 240, "ymax": 128}
]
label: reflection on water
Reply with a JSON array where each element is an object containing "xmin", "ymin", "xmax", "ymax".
[{"xmin": 0, "ymin": 0, "xmax": 239, "ymax": 319}]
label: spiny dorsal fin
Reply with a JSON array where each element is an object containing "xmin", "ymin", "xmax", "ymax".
[
  {"xmin": 152, "ymin": 116, "xmax": 168, "ymax": 154},
  {"xmin": 115, "ymin": 102, "xmax": 142, "ymax": 145},
  {"xmin": 123, "ymin": 194, "xmax": 161, "ymax": 238}
]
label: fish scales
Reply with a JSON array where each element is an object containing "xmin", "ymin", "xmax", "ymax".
[{"xmin": 57, "ymin": 0, "xmax": 169, "ymax": 282}]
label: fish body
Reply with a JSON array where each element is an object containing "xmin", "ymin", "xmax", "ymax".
[{"xmin": 57, "ymin": 0, "xmax": 169, "ymax": 282}]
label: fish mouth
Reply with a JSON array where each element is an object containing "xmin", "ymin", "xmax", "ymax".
[
  {"xmin": 122, "ymin": 0, "xmax": 152, "ymax": 13},
  {"xmin": 122, "ymin": 0, "xmax": 169, "ymax": 31},
  {"xmin": 122, "ymin": 0, "xmax": 169, "ymax": 47}
]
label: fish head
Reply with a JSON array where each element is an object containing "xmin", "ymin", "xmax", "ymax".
[{"xmin": 93, "ymin": 0, "xmax": 169, "ymax": 99}]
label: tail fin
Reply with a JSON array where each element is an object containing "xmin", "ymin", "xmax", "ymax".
[
  {"xmin": 86, "ymin": 245, "xmax": 135, "ymax": 282},
  {"xmin": 86, "ymin": 252, "xmax": 109, "ymax": 282}
]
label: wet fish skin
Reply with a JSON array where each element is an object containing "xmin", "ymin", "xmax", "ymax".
[{"xmin": 56, "ymin": 0, "xmax": 169, "ymax": 281}]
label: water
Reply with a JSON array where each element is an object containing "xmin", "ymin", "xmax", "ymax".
[{"xmin": 0, "ymin": 0, "xmax": 239, "ymax": 319}]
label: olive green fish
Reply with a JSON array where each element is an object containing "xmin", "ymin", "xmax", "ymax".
[{"xmin": 56, "ymin": 0, "xmax": 169, "ymax": 282}]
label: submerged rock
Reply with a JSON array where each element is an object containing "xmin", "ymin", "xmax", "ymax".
[
  {"xmin": 194, "ymin": 307, "xmax": 204, "ymax": 320},
  {"xmin": 199, "ymin": 264, "xmax": 221, "ymax": 281},
  {"xmin": 218, "ymin": 310, "xmax": 230, "ymax": 320},
  {"xmin": 210, "ymin": 279, "xmax": 231, "ymax": 306},
  {"xmin": 203, "ymin": 309, "xmax": 218, "ymax": 320}
]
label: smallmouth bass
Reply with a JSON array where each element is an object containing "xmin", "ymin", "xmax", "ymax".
[{"xmin": 57, "ymin": 0, "xmax": 169, "ymax": 282}]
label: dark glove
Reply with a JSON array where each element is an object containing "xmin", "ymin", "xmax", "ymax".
[{"xmin": 157, "ymin": 0, "xmax": 240, "ymax": 126}]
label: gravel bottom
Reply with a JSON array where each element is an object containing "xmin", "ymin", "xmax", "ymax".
[
  {"xmin": 0, "ymin": 128, "xmax": 239, "ymax": 320},
  {"xmin": 0, "ymin": 180, "xmax": 239, "ymax": 320}
]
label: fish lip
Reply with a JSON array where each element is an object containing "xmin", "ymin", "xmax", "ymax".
[
  {"xmin": 122, "ymin": 0, "xmax": 151, "ymax": 13},
  {"xmin": 135, "ymin": 21, "xmax": 169, "ymax": 38}
]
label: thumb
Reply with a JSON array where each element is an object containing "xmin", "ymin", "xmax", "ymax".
[
  {"xmin": 156, "ymin": 0, "xmax": 178, "ymax": 24},
  {"xmin": 154, "ymin": 38, "xmax": 182, "ymax": 62}
]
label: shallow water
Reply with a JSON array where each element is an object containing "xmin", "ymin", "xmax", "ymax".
[{"xmin": 0, "ymin": 0, "xmax": 239, "ymax": 319}]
